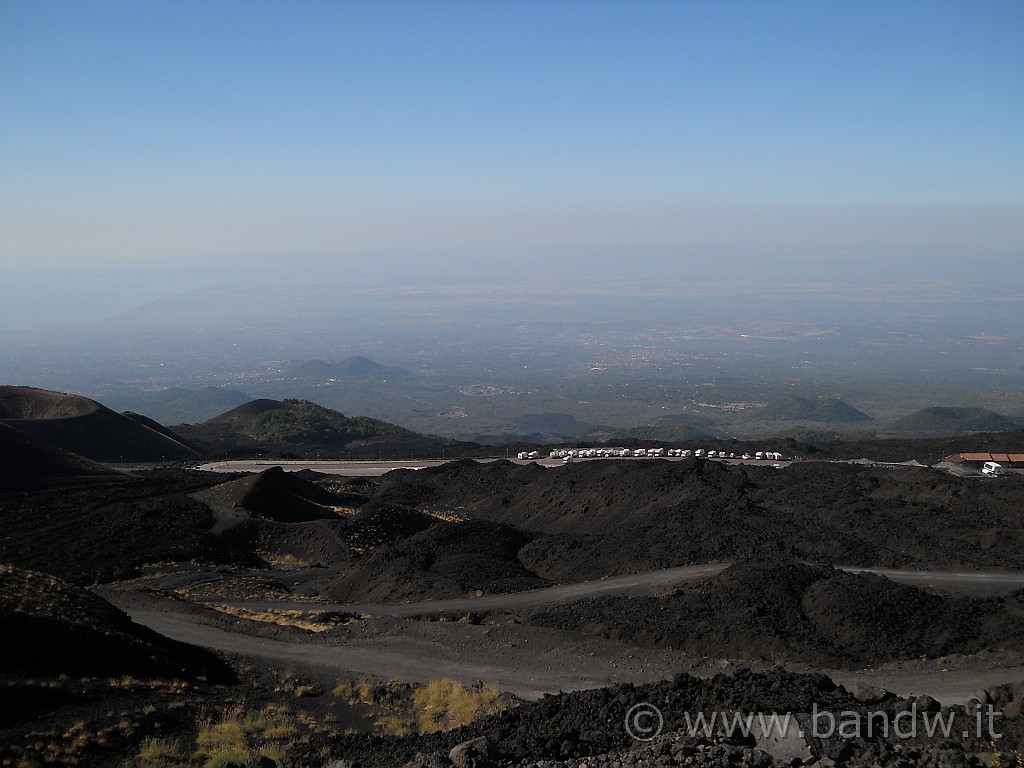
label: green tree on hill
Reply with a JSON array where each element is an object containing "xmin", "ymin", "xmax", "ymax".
[{"xmin": 243, "ymin": 400, "xmax": 410, "ymax": 446}]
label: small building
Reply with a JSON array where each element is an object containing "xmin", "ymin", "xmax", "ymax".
[{"xmin": 942, "ymin": 452, "xmax": 1024, "ymax": 470}]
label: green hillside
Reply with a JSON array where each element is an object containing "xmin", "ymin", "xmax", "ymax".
[{"xmin": 242, "ymin": 399, "xmax": 413, "ymax": 446}]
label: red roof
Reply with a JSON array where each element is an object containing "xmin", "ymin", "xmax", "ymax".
[{"xmin": 958, "ymin": 452, "xmax": 1024, "ymax": 464}]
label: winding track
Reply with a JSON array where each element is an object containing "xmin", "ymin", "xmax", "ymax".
[
  {"xmin": 116, "ymin": 563, "xmax": 1024, "ymax": 702},
  {"xmin": 133, "ymin": 459, "xmax": 1024, "ymax": 700},
  {"xmin": 199, "ymin": 564, "xmax": 1024, "ymax": 617},
  {"xmin": 204, "ymin": 563, "xmax": 729, "ymax": 616}
]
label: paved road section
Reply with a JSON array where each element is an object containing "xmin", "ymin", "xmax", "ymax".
[
  {"xmin": 195, "ymin": 456, "xmax": 796, "ymax": 476},
  {"xmin": 196, "ymin": 459, "xmax": 455, "ymax": 476}
]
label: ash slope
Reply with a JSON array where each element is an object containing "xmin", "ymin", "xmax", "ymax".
[
  {"xmin": 0, "ymin": 564, "xmax": 231, "ymax": 681},
  {"xmin": 0, "ymin": 385, "xmax": 197, "ymax": 462},
  {"xmin": 0, "ymin": 469, "xmax": 245, "ymax": 584},
  {"xmin": 0, "ymin": 466, "xmax": 549, "ymax": 603},
  {"xmin": 525, "ymin": 556, "xmax": 1024, "ymax": 667},
  {"xmin": 0, "ymin": 422, "xmax": 123, "ymax": 490},
  {"xmin": 372, "ymin": 458, "xmax": 1024, "ymax": 580}
]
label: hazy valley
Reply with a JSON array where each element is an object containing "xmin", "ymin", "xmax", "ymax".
[{"xmin": 3, "ymin": 252, "xmax": 1022, "ymax": 447}]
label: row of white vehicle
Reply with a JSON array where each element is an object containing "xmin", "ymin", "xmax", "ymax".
[{"xmin": 517, "ymin": 448, "xmax": 787, "ymax": 462}]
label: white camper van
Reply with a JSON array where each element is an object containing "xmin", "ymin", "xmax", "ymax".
[{"xmin": 982, "ymin": 461, "xmax": 1006, "ymax": 476}]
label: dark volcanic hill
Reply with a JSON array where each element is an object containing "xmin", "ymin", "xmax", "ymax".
[
  {"xmin": 190, "ymin": 467, "xmax": 548, "ymax": 599},
  {"xmin": 755, "ymin": 395, "xmax": 872, "ymax": 422},
  {"xmin": 176, "ymin": 397, "xmax": 414, "ymax": 453},
  {"xmin": 372, "ymin": 457, "xmax": 1024, "ymax": 580},
  {"xmin": 0, "ymin": 564, "xmax": 232, "ymax": 680},
  {"xmin": 0, "ymin": 469, "xmax": 241, "ymax": 583},
  {"xmin": 526, "ymin": 555, "xmax": 1024, "ymax": 666},
  {"xmin": 319, "ymin": 513, "xmax": 550, "ymax": 603},
  {"xmin": 886, "ymin": 406, "xmax": 1020, "ymax": 436},
  {"xmin": 175, "ymin": 397, "xmax": 474, "ymax": 458},
  {"xmin": 0, "ymin": 386, "xmax": 197, "ymax": 463},
  {"xmin": 204, "ymin": 398, "xmax": 297, "ymax": 427},
  {"xmin": 192, "ymin": 465, "xmax": 360, "ymax": 528},
  {"xmin": 0, "ymin": 422, "xmax": 123, "ymax": 490}
]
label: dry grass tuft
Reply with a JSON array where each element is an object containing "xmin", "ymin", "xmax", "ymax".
[
  {"xmin": 412, "ymin": 678, "xmax": 507, "ymax": 733},
  {"xmin": 207, "ymin": 604, "xmax": 352, "ymax": 632},
  {"xmin": 192, "ymin": 704, "xmax": 301, "ymax": 767},
  {"xmin": 138, "ymin": 736, "xmax": 190, "ymax": 765}
]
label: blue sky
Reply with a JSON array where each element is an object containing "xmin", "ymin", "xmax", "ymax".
[{"xmin": 2, "ymin": 0, "xmax": 1022, "ymax": 270}]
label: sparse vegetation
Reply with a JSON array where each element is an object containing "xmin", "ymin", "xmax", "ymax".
[
  {"xmin": 332, "ymin": 679, "xmax": 382, "ymax": 705},
  {"xmin": 242, "ymin": 399, "xmax": 412, "ymax": 446},
  {"xmin": 993, "ymin": 747, "xmax": 1024, "ymax": 768},
  {"xmin": 138, "ymin": 736, "xmax": 190, "ymax": 765},
  {"xmin": 193, "ymin": 704, "xmax": 300, "ymax": 767},
  {"xmin": 412, "ymin": 678, "xmax": 507, "ymax": 733},
  {"xmin": 207, "ymin": 604, "xmax": 357, "ymax": 632},
  {"xmin": 328, "ymin": 677, "xmax": 511, "ymax": 736}
]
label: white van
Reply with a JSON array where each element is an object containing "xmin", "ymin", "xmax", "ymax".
[{"xmin": 982, "ymin": 461, "xmax": 1006, "ymax": 475}]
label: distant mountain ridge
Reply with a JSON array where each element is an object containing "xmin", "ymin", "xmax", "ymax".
[
  {"xmin": 887, "ymin": 406, "xmax": 1020, "ymax": 436},
  {"xmin": 282, "ymin": 356, "xmax": 411, "ymax": 380},
  {"xmin": 99, "ymin": 386, "xmax": 253, "ymax": 425},
  {"xmin": 756, "ymin": 395, "xmax": 872, "ymax": 423}
]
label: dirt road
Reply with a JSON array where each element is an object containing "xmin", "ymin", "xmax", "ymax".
[
  {"xmin": 120, "ymin": 597, "xmax": 1024, "ymax": 704},
  {"xmin": 112, "ymin": 562, "xmax": 1024, "ymax": 703},
  {"xmin": 205, "ymin": 564, "xmax": 1024, "ymax": 617},
  {"xmin": 206, "ymin": 563, "xmax": 730, "ymax": 616}
]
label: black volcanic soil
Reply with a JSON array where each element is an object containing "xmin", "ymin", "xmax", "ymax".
[
  {"xmin": 372, "ymin": 458, "xmax": 1024, "ymax": 579},
  {"xmin": 0, "ymin": 469, "xmax": 248, "ymax": 583},
  {"xmin": 317, "ymin": 516, "xmax": 550, "ymax": 603},
  {"xmin": 193, "ymin": 464, "xmax": 358, "ymax": 527},
  {"xmin": 306, "ymin": 668, "xmax": 1024, "ymax": 768},
  {"xmin": 2, "ymin": 452, "xmax": 1024, "ymax": 766},
  {"xmin": 0, "ymin": 564, "xmax": 232, "ymax": 681},
  {"xmin": 0, "ymin": 422, "xmax": 124, "ymax": 490},
  {"xmin": 4, "ymin": 457, "xmax": 1023, "ymax": 608},
  {"xmin": 783, "ymin": 426, "xmax": 1024, "ymax": 463},
  {"xmin": 524, "ymin": 555, "xmax": 1024, "ymax": 666},
  {"xmin": 0, "ymin": 385, "xmax": 197, "ymax": 462}
]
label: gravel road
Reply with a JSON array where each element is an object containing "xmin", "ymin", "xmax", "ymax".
[{"xmin": 110, "ymin": 562, "xmax": 1024, "ymax": 703}]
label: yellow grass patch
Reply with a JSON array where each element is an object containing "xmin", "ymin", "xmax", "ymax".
[{"xmin": 207, "ymin": 605, "xmax": 352, "ymax": 632}]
